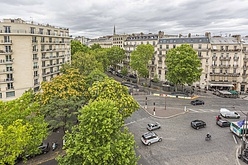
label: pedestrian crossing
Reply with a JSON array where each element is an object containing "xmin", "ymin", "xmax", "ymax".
[{"xmin": 187, "ymin": 108, "xmax": 219, "ymax": 113}]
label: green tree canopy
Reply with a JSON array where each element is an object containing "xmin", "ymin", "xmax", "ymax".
[
  {"xmin": 130, "ymin": 44, "xmax": 154, "ymax": 80},
  {"xmin": 70, "ymin": 52, "xmax": 104, "ymax": 76},
  {"xmin": 165, "ymin": 44, "xmax": 202, "ymax": 89},
  {"xmin": 71, "ymin": 40, "xmax": 89, "ymax": 56},
  {"xmin": 0, "ymin": 91, "xmax": 48, "ymax": 164},
  {"xmin": 90, "ymin": 43, "xmax": 102, "ymax": 50},
  {"xmin": 57, "ymin": 100, "xmax": 138, "ymax": 165},
  {"xmin": 106, "ymin": 46, "xmax": 125, "ymax": 67},
  {"xmin": 88, "ymin": 78, "xmax": 139, "ymax": 119}
]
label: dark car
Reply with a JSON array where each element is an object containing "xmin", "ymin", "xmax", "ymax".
[
  {"xmin": 216, "ymin": 119, "xmax": 230, "ymax": 127},
  {"xmin": 147, "ymin": 122, "xmax": 161, "ymax": 131},
  {"xmin": 191, "ymin": 120, "xmax": 206, "ymax": 130},
  {"xmin": 191, "ymin": 99, "xmax": 204, "ymax": 105}
]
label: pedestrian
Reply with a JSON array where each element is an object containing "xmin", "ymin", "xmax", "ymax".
[{"xmin": 216, "ymin": 115, "xmax": 221, "ymax": 121}]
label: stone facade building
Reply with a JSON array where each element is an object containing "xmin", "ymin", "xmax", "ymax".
[{"xmin": 0, "ymin": 18, "xmax": 71, "ymax": 100}]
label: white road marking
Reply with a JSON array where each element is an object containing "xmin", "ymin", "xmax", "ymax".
[
  {"xmin": 188, "ymin": 108, "xmax": 199, "ymax": 112},
  {"xmin": 233, "ymin": 135, "xmax": 238, "ymax": 144}
]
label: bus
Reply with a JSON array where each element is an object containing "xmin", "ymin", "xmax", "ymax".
[{"xmin": 230, "ymin": 121, "xmax": 248, "ymax": 137}]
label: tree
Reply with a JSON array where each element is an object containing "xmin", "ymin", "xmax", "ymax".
[
  {"xmin": 70, "ymin": 52, "xmax": 104, "ymax": 76},
  {"xmin": 41, "ymin": 96, "xmax": 83, "ymax": 134},
  {"xmin": 88, "ymin": 78, "xmax": 139, "ymax": 119},
  {"xmin": 85, "ymin": 69, "xmax": 108, "ymax": 89},
  {"xmin": 71, "ymin": 40, "xmax": 89, "ymax": 56},
  {"xmin": 57, "ymin": 100, "xmax": 139, "ymax": 165},
  {"xmin": 39, "ymin": 68, "xmax": 87, "ymax": 104},
  {"xmin": 0, "ymin": 91, "xmax": 48, "ymax": 164},
  {"xmin": 121, "ymin": 66, "xmax": 128, "ymax": 76},
  {"xmin": 130, "ymin": 44, "xmax": 154, "ymax": 83},
  {"xmin": 165, "ymin": 44, "xmax": 202, "ymax": 91},
  {"xmin": 106, "ymin": 46, "xmax": 125, "ymax": 68},
  {"xmin": 91, "ymin": 49, "xmax": 110, "ymax": 71},
  {"xmin": 90, "ymin": 43, "xmax": 102, "ymax": 50}
]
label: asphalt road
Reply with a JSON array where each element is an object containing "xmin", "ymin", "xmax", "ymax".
[{"xmin": 126, "ymin": 93, "xmax": 248, "ymax": 165}]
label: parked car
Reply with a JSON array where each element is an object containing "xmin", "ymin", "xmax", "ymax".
[
  {"xmin": 220, "ymin": 108, "xmax": 240, "ymax": 118},
  {"xmin": 191, "ymin": 99, "xmax": 205, "ymax": 105},
  {"xmin": 191, "ymin": 120, "xmax": 206, "ymax": 130},
  {"xmin": 147, "ymin": 122, "xmax": 161, "ymax": 131},
  {"xmin": 216, "ymin": 119, "xmax": 230, "ymax": 127},
  {"xmin": 141, "ymin": 131, "xmax": 162, "ymax": 146},
  {"xmin": 38, "ymin": 142, "xmax": 50, "ymax": 154}
]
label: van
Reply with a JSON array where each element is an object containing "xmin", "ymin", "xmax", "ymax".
[{"xmin": 220, "ymin": 108, "xmax": 240, "ymax": 119}]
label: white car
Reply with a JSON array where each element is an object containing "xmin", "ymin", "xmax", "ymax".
[
  {"xmin": 141, "ymin": 132, "xmax": 162, "ymax": 146},
  {"xmin": 220, "ymin": 108, "xmax": 240, "ymax": 119}
]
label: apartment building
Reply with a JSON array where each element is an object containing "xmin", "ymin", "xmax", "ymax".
[
  {"xmin": 88, "ymin": 36, "xmax": 113, "ymax": 48},
  {"xmin": 123, "ymin": 32, "xmax": 164, "ymax": 73},
  {"xmin": 74, "ymin": 36, "xmax": 90, "ymax": 46},
  {"xmin": 0, "ymin": 18, "xmax": 71, "ymax": 100}
]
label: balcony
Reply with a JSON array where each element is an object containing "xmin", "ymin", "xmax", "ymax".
[
  {"xmin": 6, "ymin": 87, "xmax": 14, "ymax": 91},
  {"xmin": 33, "ymin": 57, "xmax": 39, "ymax": 61},
  {"xmin": 233, "ymin": 57, "xmax": 239, "ymax": 61},
  {"xmin": 211, "ymin": 64, "xmax": 217, "ymax": 69},
  {"xmin": 212, "ymin": 56, "xmax": 217, "ymax": 60},
  {"xmin": 0, "ymin": 40, "xmax": 12, "ymax": 44},
  {"xmin": 0, "ymin": 59, "xmax": 14, "ymax": 64},
  {"xmin": 0, "ymin": 78, "xmax": 14, "ymax": 84},
  {"xmin": 233, "ymin": 64, "xmax": 239, "ymax": 68},
  {"xmin": 219, "ymin": 64, "xmax": 230, "ymax": 69},
  {"xmin": 219, "ymin": 57, "xmax": 231, "ymax": 61}
]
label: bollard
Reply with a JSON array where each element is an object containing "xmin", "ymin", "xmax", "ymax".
[
  {"xmin": 153, "ymin": 102, "xmax": 156, "ymax": 115},
  {"xmin": 184, "ymin": 106, "xmax": 187, "ymax": 112},
  {"xmin": 144, "ymin": 97, "xmax": 148, "ymax": 109}
]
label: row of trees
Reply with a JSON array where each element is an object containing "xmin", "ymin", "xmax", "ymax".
[{"xmin": 0, "ymin": 40, "xmax": 202, "ymax": 164}]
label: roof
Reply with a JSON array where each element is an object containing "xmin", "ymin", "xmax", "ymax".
[
  {"xmin": 210, "ymin": 37, "xmax": 239, "ymax": 44},
  {"xmin": 159, "ymin": 37, "xmax": 209, "ymax": 44}
]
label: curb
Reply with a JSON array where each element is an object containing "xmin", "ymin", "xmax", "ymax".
[{"xmin": 152, "ymin": 93, "xmax": 198, "ymax": 100}]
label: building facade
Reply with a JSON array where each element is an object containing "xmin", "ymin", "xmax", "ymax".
[{"xmin": 0, "ymin": 18, "xmax": 71, "ymax": 100}]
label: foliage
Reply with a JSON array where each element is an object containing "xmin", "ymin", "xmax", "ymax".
[
  {"xmin": 39, "ymin": 68, "xmax": 87, "ymax": 104},
  {"xmin": 85, "ymin": 69, "xmax": 108, "ymax": 89},
  {"xmin": 130, "ymin": 44, "xmax": 154, "ymax": 80},
  {"xmin": 106, "ymin": 46, "xmax": 125, "ymax": 67},
  {"xmin": 121, "ymin": 66, "xmax": 128, "ymax": 76},
  {"xmin": 41, "ymin": 96, "xmax": 84, "ymax": 134},
  {"xmin": 90, "ymin": 43, "xmax": 102, "ymax": 50},
  {"xmin": 57, "ymin": 100, "xmax": 139, "ymax": 165},
  {"xmin": 71, "ymin": 40, "xmax": 89, "ymax": 56},
  {"xmin": 165, "ymin": 44, "xmax": 202, "ymax": 90},
  {"xmin": 70, "ymin": 52, "xmax": 104, "ymax": 76},
  {"xmin": 91, "ymin": 49, "xmax": 110, "ymax": 71},
  {"xmin": 152, "ymin": 74, "xmax": 160, "ymax": 83},
  {"xmin": 0, "ymin": 91, "xmax": 48, "ymax": 164},
  {"xmin": 88, "ymin": 78, "xmax": 139, "ymax": 119}
]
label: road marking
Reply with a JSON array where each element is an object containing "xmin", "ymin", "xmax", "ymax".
[
  {"xmin": 188, "ymin": 108, "xmax": 199, "ymax": 112},
  {"xmin": 124, "ymin": 117, "xmax": 150, "ymax": 126},
  {"xmin": 198, "ymin": 109, "xmax": 207, "ymax": 112},
  {"xmin": 233, "ymin": 135, "xmax": 238, "ymax": 144}
]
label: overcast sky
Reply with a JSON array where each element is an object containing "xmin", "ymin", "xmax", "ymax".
[{"xmin": 1, "ymin": 0, "xmax": 248, "ymax": 38}]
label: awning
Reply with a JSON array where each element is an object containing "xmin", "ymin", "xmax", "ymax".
[{"xmin": 210, "ymin": 84, "xmax": 234, "ymax": 87}]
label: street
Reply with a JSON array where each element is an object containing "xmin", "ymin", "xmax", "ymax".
[{"xmin": 126, "ymin": 93, "xmax": 248, "ymax": 165}]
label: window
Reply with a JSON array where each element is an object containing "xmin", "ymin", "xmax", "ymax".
[
  {"xmin": 5, "ymin": 46, "xmax": 11, "ymax": 52},
  {"xmin": 198, "ymin": 52, "xmax": 201, "ymax": 57},
  {"xmin": 4, "ymin": 26, "xmax": 11, "ymax": 33},
  {"xmin": 158, "ymin": 70, "xmax": 161, "ymax": 74},
  {"xmin": 41, "ymin": 37, "xmax": 45, "ymax": 43},
  {"xmin": 6, "ymin": 91, "xmax": 15, "ymax": 98},
  {"xmin": 6, "ymin": 65, "xmax": 12, "ymax": 71},
  {"xmin": 43, "ymin": 77, "xmax": 46, "ymax": 81},
  {"xmin": 34, "ymin": 79, "xmax": 38, "ymax": 85},
  {"xmin": 221, "ymin": 46, "xmax": 224, "ymax": 50},
  {"xmin": 225, "ymin": 46, "xmax": 228, "ymax": 50},
  {"xmin": 0, "ymin": 93, "xmax": 2, "ymax": 98},
  {"xmin": 7, "ymin": 83, "xmax": 13, "ymax": 89},
  {"xmin": 30, "ymin": 27, "xmax": 35, "ymax": 34},
  {"xmin": 226, "ymin": 53, "xmax": 229, "ymax": 57},
  {"xmin": 5, "ymin": 55, "xmax": 12, "ymax": 62},
  {"xmin": 233, "ymin": 69, "xmax": 236, "ymax": 73},
  {"xmin": 7, "ymin": 74, "xmax": 13, "ymax": 81},
  {"xmin": 159, "ymin": 51, "xmax": 162, "ymax": 55},
  {"xmin": 159, "ymin": 45, "xmax": 162, "ymax": 49},
  {"xmin": 39, "ymin": 28, "xmax": 43, "ymax": 34},
  {"xmin": 4, "ymin": 36, "xmax": 10, "ymax": 42},
  {"xmin": 33, "ymin": 45, "xmax": 37, "ymax": 52},
  {"xmin": 153, "ymin": 41, "xmax": 155, "ymax": 46},
  {"xmin": 198, "ymin": 44, "xmax": 202, "ymax": 49},
  {"xmin": 42, "ymin": 61, "xmax": 45, "ymax": 67},
  {"xmin": 166, "ymin": 45, "xmax": 169, "ymax": 49},
  {"xmin": 32, "ymin": 36, "xmax": 37, "ymax": 43},
  {"xmin": 34, "ymin": 71, "xmax": 38, "ymax": 77},
  {"xmin": 33, "ymin": 62, "xmax": 38, "ymax": 69},
  {"xmin": 33, "ymin": 54, "xmax": 38, "ymax": 60},
  {"xmin": 234, "ymin": 46, "xmax": 237, "ymax": 50},
  {"xmin": 173, "ymin": 45, "xmax": 176, "ymax": 48},
  {"xmin": 47, "ymin": 30, "xmax": 51, "ymax": 35}
]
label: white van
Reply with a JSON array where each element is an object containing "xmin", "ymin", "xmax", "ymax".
[{"xmin": 220, "ymin": 108, "xmax": 240, "ymax": 119}]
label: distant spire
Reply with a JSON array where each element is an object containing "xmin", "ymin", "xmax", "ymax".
[{"xmin": 113, "ymin": 25, "xmax": 116, "ymax": 35}]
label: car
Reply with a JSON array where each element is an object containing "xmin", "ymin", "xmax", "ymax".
[
  {"xmin": 191, "ymin": 120, "xmax": 206, "ymax": 130},
  {"xmin": 141, "ymin": 131, "xmax": 162, "ymax": 146},
  {"xmin": 220, "ymin": 108, "xmax": 240, "ymax": 119},
  {"xmin": 216, "ymin": 119, "xmax": 230, "ymax": 127},
  {"xmin": 147, "ymin": 122, "xmax": 161, "ymax": 131},
  {"xmin": 191, "ymin": 99, "xmax": 204, "ymax": 105},
  {"xmin": 38, "ymin": 142, "xmax": 50, "ymax": 154}
]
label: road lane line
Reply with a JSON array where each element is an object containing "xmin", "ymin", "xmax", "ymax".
[
  {"xmin": 233, "ymin": 135, "xmax": 238, "ymax": 144},
  {"xmin": 188, "ymin": 108, "xmax": 199, "ymax": 112}
]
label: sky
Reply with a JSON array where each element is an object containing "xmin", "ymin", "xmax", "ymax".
[{"xmin": 1, "ymin": 0, "xmax": 248, "ymax": 39}]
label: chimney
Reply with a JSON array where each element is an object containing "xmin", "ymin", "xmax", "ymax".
[{"xmin": 158, "ymin": 31, "xmax": 164, "ymax": 38}]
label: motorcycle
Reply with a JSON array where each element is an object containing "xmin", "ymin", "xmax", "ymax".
[
  {"xmin": 52, "ymin": 142, "xmax": 58, "ymax": 151},
  {"xmin": 205, "ymin": 135, "xmax": 211, "ymax": 141}
]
